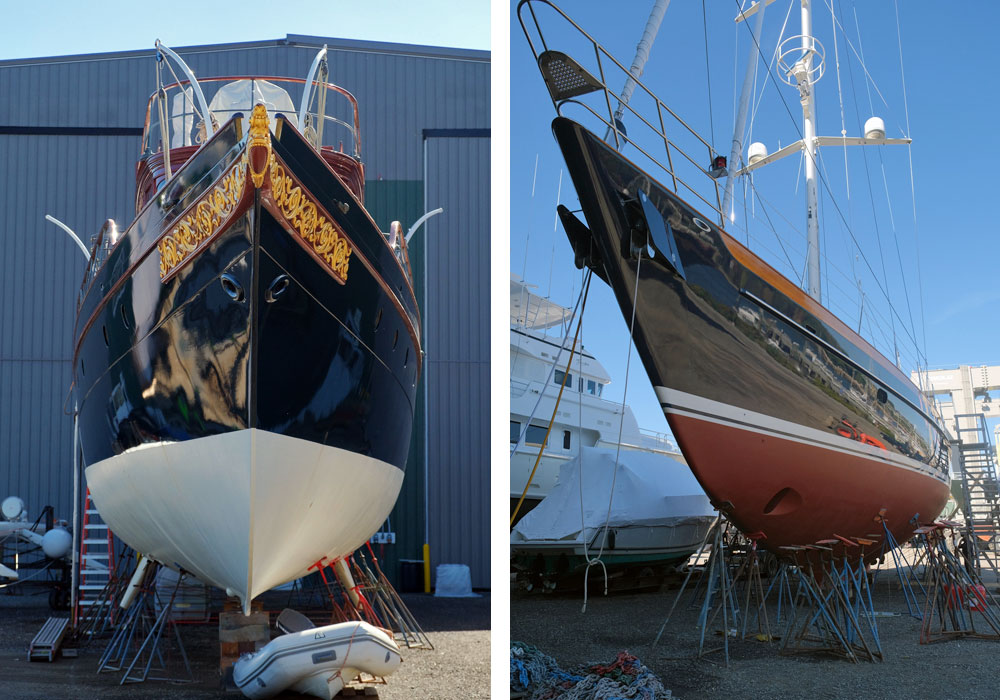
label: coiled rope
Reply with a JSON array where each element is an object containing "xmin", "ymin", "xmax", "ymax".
[{"xmin": 510, "ymin": 642, "xmax": 672, "ymax": 700}]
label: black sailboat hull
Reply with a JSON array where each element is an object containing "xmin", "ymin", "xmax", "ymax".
[
  {"xmin": 552, "ymin": 116, "xmax": 949, "ymax": 553},
  {"xmin": 72, "ymin": 112, "xmax": 420, "ymax": 603}
]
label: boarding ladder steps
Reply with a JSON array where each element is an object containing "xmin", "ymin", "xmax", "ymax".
[
  {"xmin": 74, "ymin": 488, "xmax": 116, "ymax": 626},
  {"xmin": 954, "ymin": 413, "xmax": 1000, "ymax": 574}
]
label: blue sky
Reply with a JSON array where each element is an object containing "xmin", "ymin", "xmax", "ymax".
[
  {"xmin": 511, "ymin": 1, "xmax": 1000, "ymax": 438},
  {"xmin": 0, "ymin": 0, "xmax": 490, "ymax": 60}
]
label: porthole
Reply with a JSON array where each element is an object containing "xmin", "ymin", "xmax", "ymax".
[
  {"xmin": 81, "ymin": 360, "xmax": 85, "ymax": 377},
  {"xmin": 265, "ymin": 275, "xmax": 290, "ymax": 303},
  {"xmin": 120, "ymin": 303, "xmax": 130, "ymax": 330},
  {"xmin": 403, "ymin": 347, "xmax": 409, "ymax": 368},
  {"xmin": 220, "ymin": 273, "xmax": 244, "ymax": 302},
  {"xmin": 374, "ymin": 307, "xmax": 383, "ymax": 330},
  {"xmin": 692, "ymin": 217, "xmax": 712, "ymax": 233},
  {"xmin": 392, "ymin": 329, "xmax": 398, "ymax": 350},
  {"xmin": 102, "ymin": 325, "xmax": 109, "ymax": 347}
]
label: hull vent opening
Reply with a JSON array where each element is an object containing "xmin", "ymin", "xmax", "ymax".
[{"xmin": 763, "ymin": 487, "xmax": 802, "ymax": 516}]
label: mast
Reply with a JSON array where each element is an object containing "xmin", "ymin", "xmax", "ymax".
[
  {"xmin": 733, "ymin": 1, "xmax": 911, "ymax": 304},
  {"xmin": 603, "ymin": 0, "xmax": 671, "ymax": 145},
  {"xmin": 725, "ymin": 2, "xmax": 769, "ymax": 221},
  {"xmin": 798, "ymin": 0, "xmax": 822, "ymax": 301}
]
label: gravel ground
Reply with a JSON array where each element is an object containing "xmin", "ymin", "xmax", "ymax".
[
  {"xmin": 0, "ymin": 589, "xmax": 489, "ymax": 699},
  {"xmin": 511, "ymin": 571, "xmax": 1000, "ymax": 699}
]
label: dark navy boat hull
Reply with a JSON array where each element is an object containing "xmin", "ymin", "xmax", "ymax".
[
  {"xmin": 74, "ymin": 116, "xmax": 419, "ymax": 474},
  {"xmin": 71, "ymin": 108, "xmax": 421, "ymax": 605}
]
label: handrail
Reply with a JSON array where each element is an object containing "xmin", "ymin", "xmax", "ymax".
[
  {"xmin": 298, "ymin": 45, "xmax": 328, "ymax": 132},
  {"xmin": 517, "ymin": 0, "xmax": 725, "ymax": 225},
  {"xmin": 141, "ymin": 75, "xmax": 362, "ymax": 159},
  {"xmin": 78, "ymin": 219, "xmax": 119, "ymax": 308},
  {"xmin": 155, "ymin": 41, "xmax": 215, "ymax": 140}
]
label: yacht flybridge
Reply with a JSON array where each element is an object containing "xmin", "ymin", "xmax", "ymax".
[
  {"xmin": 510, "ymin": 277, "xmax": 683, "ymax": 520},
  {"xmin": 72, "ymin": 43, "xmax": 421, "ymax": 612}
]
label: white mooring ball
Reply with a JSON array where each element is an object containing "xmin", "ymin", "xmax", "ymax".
[
  {"xmin": 1, "ymin": 496, "xmax": 25, "ymax": 521},
  {"xmin": 42, "ymin": 527, "xmax": 73, "ymax": 559}
]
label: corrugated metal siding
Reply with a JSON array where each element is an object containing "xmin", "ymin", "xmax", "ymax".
[
  {"xmin": 0, "ymin": 38, "xmax": 489, "ymax": 587},
  {"xmin": 0, "ymin": 39, "xmax": 489, "ymax": 181},
  {"xmin": 424, "ymin": 136, "xmax": 491, "ymax": 588},
  {"xmin": 0, "ymin": 134, "xmax": 135, "ymax": 518}
]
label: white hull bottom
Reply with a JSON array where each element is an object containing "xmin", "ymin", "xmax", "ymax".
[
  {"xmin": 85, "ymin": 429, "xmax": 404, "ymax": 612},
  {"xmin": 233, "ymin": 620, "xmax": 401, "ymax": 700}
]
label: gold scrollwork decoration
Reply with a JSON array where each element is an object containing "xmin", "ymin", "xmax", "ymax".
[
  {"xmin": 158, "ymin": 162, "xmax": 247, "ymax": 279},
  {"xmin": 269, "ymin": 159, "xmax": 352, "ymax": 283}
]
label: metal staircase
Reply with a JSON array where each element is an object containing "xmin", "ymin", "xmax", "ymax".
[{"xmin": 953, "ymin": 413, "xmax": 1000, "ymax": 575}]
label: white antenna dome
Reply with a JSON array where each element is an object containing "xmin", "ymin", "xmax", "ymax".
[
  {"xmin": 748, "ymin": 142, "xmax": 768, "ymax": 165},
  {"xmin": 864, "ymin": 116, "xmax": 886, "ymax": 140},
  {"xmin": 42, "ymin": 527, "xmax": 72, "ymax": 559},
  {"xmin": 1, "ymin": 496, "xmax": 25, "ymax": 521}
]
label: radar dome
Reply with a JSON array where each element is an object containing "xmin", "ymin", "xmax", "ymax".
[
  {"xmin": 864, "ymin": 117, "xmax": 885, "ymax": 140},
  {"xmin": 748, "ymin": 142, "xmax": 768, "ymax": 165},
  {"xmin": 1, "ymin": 496, "xmax": 25, "ymax": 521},
  {"xmin": 42, "ymin": 527, "xmax": 72, "ymax": 559}
]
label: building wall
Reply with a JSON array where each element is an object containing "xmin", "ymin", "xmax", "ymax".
[
  {"xmin": 424, "ymin": 134, "xmax": 491, "ymax": 587},
  {"xmin": 0, "ymin": 35, "xmax": 490, "ymax": 588}
]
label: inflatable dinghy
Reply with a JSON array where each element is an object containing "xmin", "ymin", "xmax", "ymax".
[{"xmin": 233, "ymin": 613, "xmax": 401, "ymax": 699}]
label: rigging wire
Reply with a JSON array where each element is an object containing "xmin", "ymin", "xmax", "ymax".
[
  {"xmin": 510, "ymin": 271, "xmax": 593, "ymax": 528},
  {"xmin": 847, "ymin": 3, "xmax": 899, "ymax": 364},
  {"xmin": 741, "ymin": 171, "xmax": 894, "ymax": 314},
  {"xmin": 545, "ymin": 169, "xmax": 563, "ymax": 299},
  {"xmin": 829, "ymin": 0, "xmax": 861, "ymax": 328},
  {"xmin": 510, "ymin": 276, "xmax": 590, "ymax": 460},
  {"xmin": 894, "ymin": 0, "xmax": 930, "ymax": 372},
  {"xmin": 747, "ymin": 180, "xmax": 802, "ymax": 283},
  {"xmin": 582, "ymin": 250, "xmax": 643, "ymax": 613},
  {"xmin": 511, "ymin": 154, "xmax": 542, "ymax": 382},
  {"xmin": 815, "ymin": 1, "xmax": 926, "ymax": 366},
  {"xmin": 741, "ymin": 132, "xmax": 909, "ymax": 367},
  {"xmin": 734, "ymin": 0, "xmax": 924, "ymax": 358},
  {"xmin": 702, "ymin": 0, "xmax": 717, "ymax": 148},
  {"xmin": 819, "ymin": 0, "xmax": 905, "ymax": 137}
]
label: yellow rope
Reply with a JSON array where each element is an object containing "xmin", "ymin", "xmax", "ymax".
[{"xmin": 510, "ymin": 273, "xmax": 591, "ymax": 529}]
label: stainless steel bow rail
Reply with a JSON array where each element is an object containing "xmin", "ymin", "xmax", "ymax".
[{"xmin": 517, "ymin": 0, "xmax": 726, "ymax": 226}]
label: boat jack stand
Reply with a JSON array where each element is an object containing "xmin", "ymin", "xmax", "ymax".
[
  {"xmin": 872, "ymin": 518, "xmax": 926, "ymax": 619},
  {"xmin": 96, "ymin": 560, "xmax": 193, "ymax": 684},
  {"xmin": 918, "ymin": 522, "xmax": 1000, "ymax": 643}
]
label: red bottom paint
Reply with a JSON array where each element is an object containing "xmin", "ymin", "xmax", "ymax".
[{"xmin": 668, "ymin": 412, "xmax": 950, "ymax": 558}]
